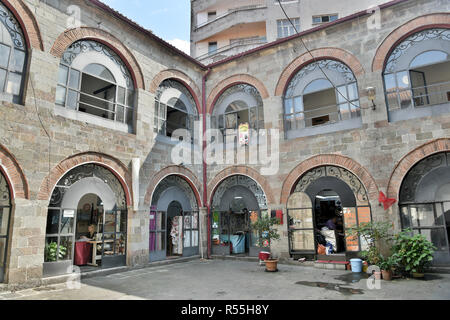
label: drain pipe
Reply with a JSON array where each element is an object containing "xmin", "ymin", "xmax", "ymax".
[{"xmin": 202, "ymin": 68, "xmax": 212, "ymax": 259}]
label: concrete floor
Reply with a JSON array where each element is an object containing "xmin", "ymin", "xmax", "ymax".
[{"xmin": 1, "ymin": 259, "xmax": 449, "ymax": 300}]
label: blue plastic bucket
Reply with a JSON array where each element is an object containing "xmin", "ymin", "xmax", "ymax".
[{"xmin": 350, "ymin": 258, "xmax": 363, "ymax": 273}]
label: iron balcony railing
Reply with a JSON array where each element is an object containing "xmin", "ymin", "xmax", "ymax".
[{"xmin": 196, "ymin": 37, "xmax": 267, "ymax": 61}]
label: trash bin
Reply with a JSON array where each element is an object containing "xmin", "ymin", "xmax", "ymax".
[{"xmin": 350, "ymin": 258, "xmax": 363, "ymax": 273}]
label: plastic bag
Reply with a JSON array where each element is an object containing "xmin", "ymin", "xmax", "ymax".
[{"xmin": 317, "ymin": 244, "xmax": 326, "ymax": 255}]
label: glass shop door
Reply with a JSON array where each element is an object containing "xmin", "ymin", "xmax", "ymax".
[
  {"xmin": 149, "ymin": 209, "xmax": 166, "ymax": 262},
  {"xmin": 101, "ymin": 210, "xmax": 127, "ymax": 268},
  {"xmin": 287, "ymin": 192, "xmax": 316, "ymax": 255},
  {"xmin": 182, "ymin": 211, "xmax": 199, "ymax": 257}
]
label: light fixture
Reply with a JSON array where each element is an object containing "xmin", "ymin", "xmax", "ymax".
[{"xmin": 366, "ymin": 87, "xmax": 377, "ymax": 110}]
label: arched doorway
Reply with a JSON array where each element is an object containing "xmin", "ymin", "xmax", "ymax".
[
  {"xmin": 0, "ymin": 170, "xmax": 12, "ymax": 283},
  {"xmin": 150, "ymin": 176, "xmax": 199, "ymax": 262},
  {"xmin": 399, "ymin": 152, "xmax": 450, "ymax": 266},
  {"xmin": 44, "ymin": 164, "xmax": 128, "ymax": 277},
  {"xmin": 210, "ymin": 175, "xmax": 269, "ymax": 257},
  {"xmin": 287, "ymin": 166, "xmax": 372, "ymax": 261}
]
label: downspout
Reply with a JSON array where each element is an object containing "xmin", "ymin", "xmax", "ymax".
[{"xmin": 202, "ymin": 68, "xmax": 212, "ymax": 259}]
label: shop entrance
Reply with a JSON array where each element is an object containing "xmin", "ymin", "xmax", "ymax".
[
  {"xmin": 211, "ymin": 175, "xmax": 269, "ymax": 257},
  {"xmin": 43, "ymin": 164, "xmax": 128, "ymax": 277},
  {"xmin": 149, "ymin": 176, "xmax": 200, "ymax": 263},
  {"xmin": 287, "ymin": 166, "xmax": 372, "ymax": 261},
  {"xmin": 0, "ymin": 170, "xmax": 12, "ymax": 283}
]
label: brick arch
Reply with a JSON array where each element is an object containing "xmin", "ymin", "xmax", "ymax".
[
  {"xmin": 149, "ymin": 70, "xmax": 202, "ymax": 114},
  {"xmin": 387, "ymin": 138, "xmax": 450, "ymax": 201},
  {"xmin": 207, "ymin": 166, "xmax": 275, "ymax": 206},
  {"xmin": 280, "ymin": 154, "xmax": 379, "ymax": 205},
  {"xmin": 2, "ymin": 0, "xmax": 44, "ymax": 51},
  {"xmin": 50, "ymin": 27, "xmax": 145, "ymax": 90},
  {"xmin": 38, "ymin": 152, "xmax": 132, "ymax": 206},
  {"xmin": 0, "ymin": 144, "xmax": 29, "ymax": 200},
  {"xmin": 144, "ymin": 165, "xmax": 202, "ymax": 208},
  {"xmin": 275, "ymin": 48, "xmax": 365, "ymax": 97},
  {"xmin": 372, "ymin": 13, "xmax": 450, "ymax": 72},
  {"xmin": 206, "ymin": 74, "xmax": 270, "ymax": 115}
]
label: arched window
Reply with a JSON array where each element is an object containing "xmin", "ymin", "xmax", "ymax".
[
  {"xmin": 283, "ymin": 59, "xmax": 360, "ymax": 138},
  {"xmin": 0, "ymin": 2, "xmax": 27, "ymax": 104},
  {"xmin": 383, "ymin": 28, "xmax": 450, "ymax": 118},
  {"xmin": 55, "ymin": 40, "xmax": 135, "ymax": 129},
  {"xmin": 0, "ymin": 170, "xmax": 11, "ymax": 283},
  {"xmin": 211, "ymin": 84, "xmax": 264, "ymax": 143},
  {"xmin": 154, "ymin": 80, "xmax": 198, "ymax": 139}
]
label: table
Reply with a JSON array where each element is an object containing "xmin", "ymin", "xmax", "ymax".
[
  {"xmin": 74, "ymin": 242, "xmax": 92, "ymax": 266},
  {"xmin": 87, "ymin": 240, "xmax": 114, "ymax": 267}
]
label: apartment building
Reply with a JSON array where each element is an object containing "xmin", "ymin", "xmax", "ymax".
[{"xmin": 191, "ymin": 0, "xmax": 389, "ymax": 64}]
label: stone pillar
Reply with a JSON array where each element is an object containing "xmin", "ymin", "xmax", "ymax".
[{"xmin": 126, "ymin": 206, "xmax": 149, "ymax": 267}]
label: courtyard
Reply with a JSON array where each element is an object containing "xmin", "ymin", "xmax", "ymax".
[{"xmin": 1, "ymin": 260, "xmax": 449, "ymax": 300}]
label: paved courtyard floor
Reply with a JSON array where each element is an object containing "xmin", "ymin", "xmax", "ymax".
[{"xmin": 1, "ymin": 259, "xmax": 449, "ymax": 300}]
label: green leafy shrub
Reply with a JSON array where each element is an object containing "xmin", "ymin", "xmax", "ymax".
[
  {"xmin": 45, "ymin": 242, "xmax": 67, "ymax": 262},
  {"xmin": 251, "ymin": 217, "xmax": 280, "ymax": 248},
  {"xmin": 392, "ymin": 229, "xmax": 436, "ymax": 274}
]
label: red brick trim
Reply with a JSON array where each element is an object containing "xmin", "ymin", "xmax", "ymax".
[
  {"xmin": 38, "ymin": 152, "xmax": 132, "ymax": 206},
  {"xmin": 372, "ymin": 13, "xmax": 450, "ymax": 72},
  {"xmin": 149, "ymin": 70, "xmax": 202, "ymax": 114},
  {"xmin": 0, "ymin": 144, "xmax": 29, "ymax": 199},
  {"xmin": 206, "ymin": 74, "xmax": 270, "ymax": 115},
  {"xmin": 274, "ymin": 48, "xmax": 365, "ymax": 97},
  {"xmin": 386, "ymin": 138, "xmax": 450, "ymax": 200},
  {"xmin": 2, "ymin": 0, "xmax": 44, "ymax": 51},
  {"xmin": 50, "ymin": 27, "xmax": 145, "ymax": 90},
  {"xmin": 143, "ymin": 166, "xmax": 202, "ymax": 208},
  {"xmin": 280, "ymin": 154, "xmax": 379, "ymax": 205},
  {"xmin": 207, "ymin": 166, "xmax": 275, "ymax": 206}
]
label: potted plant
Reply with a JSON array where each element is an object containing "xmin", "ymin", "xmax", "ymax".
[
  {"xmin": 378, "ymin": 255, "xmax": 397, "ymax": 281},
  {"xmin": 45, "ymin": 241, "xmax": 67, "ymax": 262},
  {"xmin": 251, "ymin": 216, "xmax": 281, "ymax": 272},
  {"xmin": 392, "ymin": 229, "xmax": 436, "ymax": 278}
]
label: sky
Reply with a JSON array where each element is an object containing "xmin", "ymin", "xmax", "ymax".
[{"xmin": 101, "ymin": 0, "xmax": 191, "ymax": 54}]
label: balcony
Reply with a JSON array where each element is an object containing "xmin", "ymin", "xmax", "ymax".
[{"xmin": 193, "ymin": 3, "xmax": 267, "ymax": 41}]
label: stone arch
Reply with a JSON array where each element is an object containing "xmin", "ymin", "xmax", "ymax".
[
  {"xmin": 50, "ymin": 27, "xmax": 145, "ymax": 90},
  {"xmin": 275, "ymin": 48, "xmax": 365, "ymax": 96},
  {"xmin": 144, "ymin": 165, "xmax": 202, "ymax": 208},
  {"xmin": 372, "ymin": 13, "xmax": 450, "ymax": 72},
  {"xmin": 207, "ymin": 166, "xmax": 275, "ymax": 206},
  {"xmin": 387, "ymin": 138, "xmax": 450, "ymax": 200},
  {"xmin": 206, "ymin": 74, "xmax": 269, "ymax": 114},
  {"xmin": 280, "ymin": 154, "xmax": 379, "ymax": 205},
  {"xmin": 38, "ymin": 152, "xmax": 132, "ymax": 206},
  {"xmin": 1, "ymin": 0, "xmax": 44, "ymax": 51},
  {"xmin": 0, "ymin": 144, "xmax": 29, "ymax": 199},
  {"xmin": 149, "ymin": 69, "xmax": 201, "ymax": 114}
]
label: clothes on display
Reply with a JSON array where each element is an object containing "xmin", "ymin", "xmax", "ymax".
[{"xmin": 171, "ymin": 216, "xmax": 183, "ymax": 255}]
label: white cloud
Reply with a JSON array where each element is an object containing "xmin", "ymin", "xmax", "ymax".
[{"xmin": 167, "ymin": 39, "xmax": 191, "ymax": 55}]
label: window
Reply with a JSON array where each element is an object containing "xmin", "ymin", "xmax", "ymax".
[
  {"xmin": 0, "ymin": 171, "xmax": 11, "ymax": 283},
  {"xmin": 312, "ymin": 14, "xmax": 338, "ymax": 24},
  {"xmin": 383, "ymin": 28, "xmax": 450, "ymax": 116},
  {"xmin": 0, "ymin": 2, "xmax": 27, "ymax": 104},
  {"xmin": 211, "ymin": 84, "xmax": 264, "ymax": 144},
  {"xmin": 277, "ymin": 18, "xmax": 300, "ymax": 38},
  {"xmin": 56, "ymin": 40, "xmax": 135, "ymax": 127},
  {"xmin": 154, "ymin": 80, "xmax": 198, "ymax": 141},
  {"xmin": 284, "ymin": 59, "xmax": 360, "ymax": 134},
  {"xmin": 208, "ymin": 42, "xmax": 218, "ymax": 54}
]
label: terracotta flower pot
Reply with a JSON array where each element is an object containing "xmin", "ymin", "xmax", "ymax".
[
  {"xmin": 265, "ymin": 259, "xmax": 279, "ymax": 272},
  {"xmin": 412, "ymin": 272, "xmax": 425, "ymax": 279},
  {"xmin": 381, "ymin": 270, "xmax": 392, "ymax": 281}
]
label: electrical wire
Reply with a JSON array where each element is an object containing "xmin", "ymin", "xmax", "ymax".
[{"xmin": 277, "ymin": 0, "xmax": 371, "ymax": 110}]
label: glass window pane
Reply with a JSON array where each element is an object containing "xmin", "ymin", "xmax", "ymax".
[
  {"xmin": 0, "ymin": 207, "xmax": 10, "ymax": 236},
  {"xmin": 258, "ymin": 105, "xmax": 264, "ymax": 121},
  {"xmin": 284, "ymin": 98, "xmax": 293, "ymax": 114},
  {"xmin": 116, "ymin": 105, "xmax": 124, "ymax": 123},
  {"xmin": 154, "ymin": 101, "xmax": 159, "ymax": 118},
  {"xmin": 58, "ymin": 236, "xmax": 73, "ymax": 261},
  {"xmin": 400, "ymin": 206, "xmax": 411, "ymax": 229},
  {"xmin": 12, "ymin": 49, "xmax": 25, "ymax": 72},
  {"xmin": 294, "ymin": 96, "xmax": 303, "ymax": 113},
  {"xmin": 348, "ymin": 83, "xmax": 358, "ymax": 101},
  {"xmin": 416, "ymin": 229, "xmax": 449, "ymax": 251},
  {"xmin": 285, "ymin": 114, "xmax": 294, "ymax": 131},
  {"xmin": 125, "ymin": 107, "xmax": 133, "ymax": 125},
  {"xmin": 386, "ymin": 91, "xmax": 399, "ymax": 111},
  {"xmin": 118, "ymin": 87, "xmax": 126, "ymax": 105},
  {"xmin": 127, "ymin": 89, "xmax": 134, "ymax": 107},
  {"xmin": 67, "ymin": 90, "xmax": 78, "ymax": 110},
  {"xmin": 44, "ymin": 237, "xmax": 59, "ymax": 262},
  {"xmin": 0, "ymin": 44, "xmax": 10, "ymax": 69},
  {"xmin": 60, "ymin": 210, "xmax": 75, "ymax": 234},
  {"xmin": 384, "ymin": 73, "xmax": 396, "ymax": 91},
  {"xmin": 291, "ymin": 230, "xmax": 315, "ymax": 250},
  {"xmin": 68, "ymin": 69, "xmax": 80, "ymax": 89},
  {"xmin": 350, "ymin": 101, "xmax": 361, "ymax": 118},
  {"xmin": 46, "ymin": 209, "xmax": 60, "ymax": 235},
  {"xmin": 104, "ymin": 212, "xmax": 115, "ymax": 233},
  {"xmin": 55, "ymin": 86, "xmax": 66, "ymax": 106},
  {"xmin": 160, "ymin": 103, "xmax": 166, "ymax": 120},
  {"xmin": 398, "ymin": 89, "xmax": 412, "ymax": 109},
  {"xmin": 0, "ymin": 238, "xmax": 6, "ymax": 266},
  {"xmin": 0, "ymin": 69, "xmax": 6, "ymax": 92},
  {"xmin": 339, "ymin": 103, "xmax": 350, "ymax": 120},
  {"xmin": 115, "ymin": 233, "xmax": 126, "ymax": 255},
  {"xmin": 58, "ymin": 65, "xmax": 69, "ymax": 85},
  {"xmin": 396, "ymin": 71, "xmax": 410, "ymax": 89},
  {"xmin": 6, "ymin": 72, "xmax": 22, "ymax": 95},
  {"xmin": 336, "ymin": 85, "xmax": 348, "ymax": 104}
]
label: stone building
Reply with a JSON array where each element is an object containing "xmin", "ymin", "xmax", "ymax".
[
  {"xmin": 190, "ymin": 0, "xmax": 390, "ymax": 63},
  {"xmin": 0, "ymin": 0, "xmax": 449, "ymax": 289}
]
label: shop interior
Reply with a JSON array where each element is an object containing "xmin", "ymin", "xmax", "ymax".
[{"xmin": 166, "ymin": 201, "xmax": 184, "ymax": 258}]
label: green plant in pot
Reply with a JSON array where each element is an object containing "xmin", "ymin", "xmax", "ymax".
[
  {"xmin": 45, "ymin": 242, "xmax": 67, "ymax": 262},
  {"xmin": 251, "ymin": 216, "xmax": 281, "ymax": 272},
  {"xmin": 378, "ymin": 255, "xmax": 397, "ymax": 281},
  {"xmin": 392, "ymin": 229, "xmax": 436, "ymax": 278}
]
